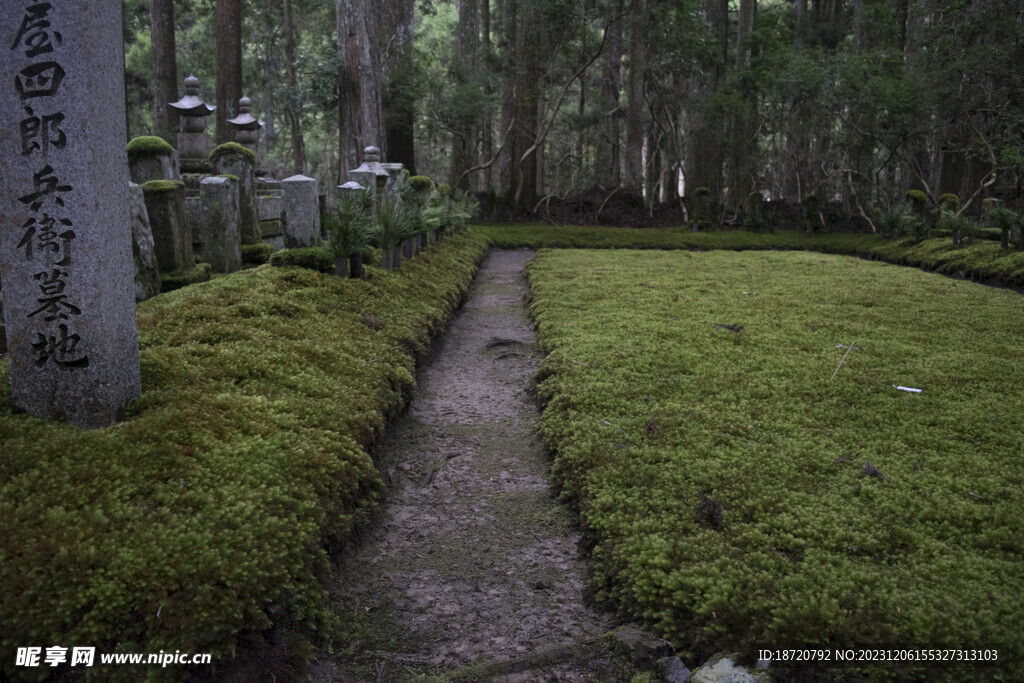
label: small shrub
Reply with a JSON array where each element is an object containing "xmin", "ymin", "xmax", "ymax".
[
  {"xmin": 325, "ymin": 192, "xmax": 373, "ymax": 259},
  {"xmin": 938, "ymin": 207, "xmax": 971, "ymax": 246},
  {"xmin": 372, "ymin": 194, "xmax": 418, "ymax": 249},
  {"xmin": 938, "ymin": 193, "xmax": 960, "ymax": 211},
  {"xmin": 409, "ymin": 175, "xmax": 435, "ymax": 194},
  {"xmin": 989, "ymin": 205, "xmax": 1020, "ymax": 250},
  {"xmin": 905, "ymin": 189, "xmax": 927, "ymax": 215}
]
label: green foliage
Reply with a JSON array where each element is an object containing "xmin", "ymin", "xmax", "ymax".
[
  {"xmin": 127, "ymin": 135, "xmax": 174, "ymax": 159},
  {"xmin": 938, "ymin": 193, "xmax": 961, "ymax": 212},
  {"xmin": 210, "ymin": 142, "xmax": 256, "ymax": 164},
  {"xmin": 372, "ymin": 194, "xmax": 418, "ymax": 249},
  {"xmin": 241, "ymin": 243, "xmax": 275, "ymax": 265},
  {"xmin": 141, "ymin": 179, "xmax": 184, "ymax": 194},
  {"xmin": 0, "ymin": 234, "xmax": 488, "ymax": 678},
  {"xmin": 938, "ymin": 208, "xmax": 972, "ymax": 246},
  {"xmin": 989, "ymin": 206, "xmax": 1020, "ymax": 250},
  {"xmin": 437, "ymin": 183, "xmax": 452, "ymax": 198},
  {"xmin": 476, "ymin": 224, "xmax": 1024, "ymax": 289},
  {"xmin": 325, "ymin": 193, "xmax": 374, "ymax": 259},
  {"xmin": 802, "ymin": 193, "xmax": 820, "ymax": 232},
  {"xmin": 905, "ymin": 190, "xmax": 927, "ymax": 215},
  {"xmin": 409, "ymin": 175, "xmax": 436, "ymax": 194},
  {"xmin": 527, "ymin": 249, "xmax": 1024, "ymax": 678}
]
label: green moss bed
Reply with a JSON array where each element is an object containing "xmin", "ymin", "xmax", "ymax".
[
  {"xmin": 0, "ymin": 233, "xmax": 487, "ymax": 680},
  {"xmin": 526, "ymin": 249, "xmax": 1024, "ymax": 680},
  {"xmin": 476, "ymin": 224, "xmax": 1024, "ymax": 290}
]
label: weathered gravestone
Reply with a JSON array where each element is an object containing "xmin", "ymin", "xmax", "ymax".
[
  {"xmin": 281, "ymin": 175, "xmax": 320, "ymax": 248},
  {"xmin": 128, "ymin": 182, "xmax": 161, "ymax": 302},
  {"xmin": 127, "ymin": 135, "xmax": 179, "ymax": 184},
  {"xmin": 211, "ymin": 143, "xmax": 260, "ymax": 245},
  {"xmin": 0, "ymin": 2, "xmax": 141, "ymax": 427},
  {"xmin": 142, "ymin": 180, "xmax": 192, "ymax": 274},
  {"xmin": 194, "ymin": 176, "xmax": 241, "ymax": 273}
]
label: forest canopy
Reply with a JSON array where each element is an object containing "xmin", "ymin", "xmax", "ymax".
[{"xmin": 125, "ymin": 0, "xmax": 1024, "ymax": 216}]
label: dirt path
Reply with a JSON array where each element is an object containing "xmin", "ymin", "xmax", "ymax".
[{"xmin": 310, "ymin": 250, "xmax": 617, "ymax": 682}]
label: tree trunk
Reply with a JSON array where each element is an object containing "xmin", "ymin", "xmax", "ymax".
[
  {"xmin": 481, "ymin": 0, "xmax": 493, "ymax": 192},
  {"xmin": 624, "ymin": 0, "xmax": 646, "ymax": 188},
  {"xmin": 380, "ymin": 0, "xmax": 417, "ymax": 172},
  {"xmin": 511, "ymin": 0, "xmax": 542, "ymax": 208},
  {"xmin": 150, "ymin": 0, "xmax": 178, "ymax": 143},
  {"xmin": 498, "ymin": 0, "xmax": 517, "ymax": 197},
  {"xmin": 595, "ymin": 0, "xmax": 623, "ymax": 188},
  {"xmin": 215, "ymin": 0, "xmax": 242, "ymax": 145},
  {"xmin": 450, "ymin": 0, "xmax": 479, "ymax": 190},
  {"xmin": 685, "ymin": 0, "xmax": 726, "ymax": 200},
  {"xmin": 283, "ymin": 0, "xmax": 306, "ymax": 174},
  {"xmin": 337, "ymin": 0, "xmax": 385, "ymax": 176}
]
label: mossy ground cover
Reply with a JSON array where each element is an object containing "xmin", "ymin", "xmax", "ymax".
[
  {"xmin": 526, "ymin": 249, "xmax": 1024, "ymax": 680},
  {"xmin": 476, "ymin": 224, "xmax": 1024, "ymax": 289},
  {"xmin": 0, "ymin": 233, "xmax": 487, "ymax": 680}
]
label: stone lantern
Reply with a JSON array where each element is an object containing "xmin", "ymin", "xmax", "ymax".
[
  {"xmin": 349, "ymin": 146, "xmax": 390, "ymax": 198},
  {"xmin": 227, "ymin": 96, "xmax": 263, "ymax": 151},
  {"xmin": 168, "ymin": 75, "xmax": 216, "ymax": 171}
]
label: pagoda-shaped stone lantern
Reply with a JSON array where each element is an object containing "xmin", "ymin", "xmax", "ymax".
[
  {"xmin": 168, "ymin": 75, "xmax": 216, "ymax": 172},
  {"xmin": 349, "ymin": 146, "xmax": 390, "ymax": 198},
  {"xmin": 227, "ymin": 96, "xmax": 262, "ymax": 151}
]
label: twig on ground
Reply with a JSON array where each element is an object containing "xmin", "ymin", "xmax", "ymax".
[{"xmin": 831, "ymin": 342, "xmax": 856, "ymax": 381}]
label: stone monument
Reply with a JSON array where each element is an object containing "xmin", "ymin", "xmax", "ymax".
[
  {"xmin": 227, "ymin": 96, "xmax": 262, "ymax": 154},
  {"xmin": 349, "ymin": 146, "xmax": 390, "ymax": 198},
  {"xmin": 281, "ymin": 175, "xmax": 321, "ymax": 248},
  {"xmin": 168, "ymin": 74, "xmax": 215, "ymax": 173},
  {"xmin": 194, "ymin": 176, "xmax": 241, "ymax": 272},
  {"xmin": 0, "ymin": 2, "xmax": 142, "ymax": 427},
  {"xmin": 211, "ymin": 143, "xmax": 260, "ymax": 244}
]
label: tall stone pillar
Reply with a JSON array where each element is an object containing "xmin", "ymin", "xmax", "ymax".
[{"xmin": 0, "ymin": 2, "xmax": 142, "ymax": 427}]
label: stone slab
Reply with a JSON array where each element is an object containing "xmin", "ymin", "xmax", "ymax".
[
  {"xmin": 128, "ymin": 182, "xmax": 161, "ymax": 301},
  {"xmin": 0, "ymin": 2, "xmax": 141, "ymax": 427},
  {"xmin": 281, "ymin": 174, "xmax": 320, "ymax": 248},
  {"xmin": 195, "ymin": 176, "xmax": 241, "ymax": 273}
]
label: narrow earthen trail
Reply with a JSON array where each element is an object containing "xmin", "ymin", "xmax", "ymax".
[{"xmin": 311, "ymin": 250, "xmax": 614, "ymax": 681}]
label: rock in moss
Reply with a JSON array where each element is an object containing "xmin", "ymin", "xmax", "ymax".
[
  {"xmin": 242, "ymin": 242, "xmax": 275, "ymax": 265},
  {"xmin": 141, "ymin": 179, "xmax": 185, "ymax": 194},
  {"xmin": 270, "ymin": 246, "xmax": 334, "ymax": 273},
  {"xmin": 160, "ymin": 261, "xmax": 212, "ymax": 292}
]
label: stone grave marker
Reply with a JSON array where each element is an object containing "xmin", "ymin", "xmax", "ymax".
[
  {"xmin": 281, "ymin": 175, "xmax": 320, "ymax": 248},
  {"xmin": 211, "ymin": 143, "xmax": 260, "ymax": 245},
  {"xmin": 0, "ymin": 2, "xmax": 141, "ymax": 427},
  {"xmin": 195, "ymin": 176, "xmax": 241, "ymax": 272}
]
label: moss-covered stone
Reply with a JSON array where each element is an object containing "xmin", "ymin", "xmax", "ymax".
[
  {"xmin": 217, "ymin": 174, "xmax": 240, "ymax": 183},
  {"xmin": 409, "ymin": 175, "xmax": 436, "ymax": 193},
  {"xmin": 210, "ymin": 141, "xmax": 256, "ymax": 164},
  {"xmin": 938, "ymin": 193, "xmax": 961, "ymax": 211},
  {"xmin": 159, "ymin": 261, "xmax": 212, "ymax": 292},
  {"xmin": 141, "ymin": 179, "xmax": 185, "ymax": 194},
  {"xmin": 127, "ymin": 135, "xmax": 175, "ymax": 159},
  {"xmin": 905, "ymin": 189, "xmax": 928, "ymax": 214},
  {"xmin": 269, "ymin": 246, "xmax": 334, "ymax": 273},
  {"xmin": 241, "ymin": 242, "xmax": 275, "ymax": 265}
]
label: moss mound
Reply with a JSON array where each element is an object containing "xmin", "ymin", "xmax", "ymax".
[
  {"xmin": 270, "ymin": 246, "xmax": 334, "ymax": 273},
  {"xmin": 127, "ymin": 135, "xmax": 175, "ymax": 159},
  {"xmin": 160, "ymin": 262, "xmax": 212, "ymax": 292},
  {"xmin": 141, "ymin": 179, "xmax": 185, "ymax": 194},
  {"xmin": 210, "ymin": 142, "xmax": 256, "ymax": 164},
  {"xmin": 241, "ymin": 243, "xmax": 275, "ymax": 265},
  {"xmin": 0, "ymin": 233, "xmax": 488, "ymax": 679}
]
